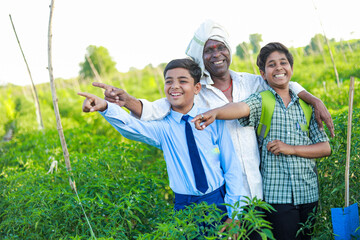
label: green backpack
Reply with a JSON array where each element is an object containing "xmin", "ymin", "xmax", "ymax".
[{"xmin": 257, "ymin": 90, "xmax": 313, "ymax": 141}]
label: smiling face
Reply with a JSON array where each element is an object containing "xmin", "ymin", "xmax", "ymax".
[
  {"xmin": 164, "ymin": 68, "xmax": 201, "ymax": 114},
  {"xmin": 203, "ymin": 39, "xmax": 231, "ymax": 78},
  {"xmin": 260, "ymin": 51, "xmax": 293, "ymax": 90}
]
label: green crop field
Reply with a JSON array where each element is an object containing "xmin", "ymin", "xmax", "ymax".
[{"xmin": 0, "ymin": 39, "xmax": 359, "ymax": 239}]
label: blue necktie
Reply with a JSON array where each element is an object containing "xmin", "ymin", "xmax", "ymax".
[{"xmin": 182, "ymin": 115, "xmax": 209, "ymax": 194}]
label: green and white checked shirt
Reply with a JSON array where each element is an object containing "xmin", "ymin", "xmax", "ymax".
[{"xmin": 239, "ymin": 88, "xmax": 329, "ymax": 205}]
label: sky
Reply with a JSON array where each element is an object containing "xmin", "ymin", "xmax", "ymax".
[{"xmin": 1, "ymin": 0, "xmax": 358, "ymax": 86}]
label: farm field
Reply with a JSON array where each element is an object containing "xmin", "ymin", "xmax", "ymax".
[{"xmin": 0, "ymin": 39, "xmax": 359, "ymax": 239}]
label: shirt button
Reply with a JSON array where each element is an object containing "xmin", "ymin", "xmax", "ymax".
[{"xmin": 288, "ymin": 132, "xmax": 290, "ymax": 135}]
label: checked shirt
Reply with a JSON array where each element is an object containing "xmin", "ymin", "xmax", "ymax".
[{"xmin": 239, "ymin": 88, "xmax": 329, "ymax": 205}]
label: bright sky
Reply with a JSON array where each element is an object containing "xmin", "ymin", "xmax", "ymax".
[{"xmin": 1, "ymin": 0, "xmax": 358, "ymax": 86}]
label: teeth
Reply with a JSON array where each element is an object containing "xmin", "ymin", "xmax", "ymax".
[
  {"xmin": 214, "ymin": 60, "xmax": 223, "ymax": 65},
  {"xmin": 275, "ymin": 74, "xmax": 285, "ymax": 78},
  {"xmin": 171, "ymin": 93, "xmax": 181, "ymax": 96}
]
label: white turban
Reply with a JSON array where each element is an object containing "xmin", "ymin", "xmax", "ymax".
[{"xmin": 185, "ymin": 19, "xmax": 232, "ymax": 80}]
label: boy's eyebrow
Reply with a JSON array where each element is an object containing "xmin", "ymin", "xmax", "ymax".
[
  {"xmin": 267, "ymin": 57, "xmax": 288, "ymax": 63},
  {"xmin": 165, "ymin": 76, "xmax": 189, "ymax": 80}
]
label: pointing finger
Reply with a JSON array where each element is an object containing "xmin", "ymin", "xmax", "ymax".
[
  {"xmin": 78, "ymin": 92, "xmax": 94, "ymax": 99},
  {"xmin": 92, "ymin": 82, "xmax": 111, "ymax": 90}
]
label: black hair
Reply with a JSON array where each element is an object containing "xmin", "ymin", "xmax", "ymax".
[
  {"xmin": 256, "ymin": 42, "xmax": 294, "ymax": 72},
  {"xmin": 163, "ymin": 58, "xmax": 202, "ymax": 84}
]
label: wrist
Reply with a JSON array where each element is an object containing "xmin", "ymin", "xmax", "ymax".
[
  {"xmin": 124, "ymin": 95, "xmax": 138, "ymax": 108},
  {"xmin": 291, "ymin": 145, "xmax": 298, "ymax": 155},
  {"xmin": 99, "ymin": 101, "xmax": 108, "ymax": 112},
  {"xmin": 311, "ymin": 96, "xmax": 322, "ymax": 107}
]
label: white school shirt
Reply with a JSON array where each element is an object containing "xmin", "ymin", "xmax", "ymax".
[{"xmin": 140, "ymin": 70, "xmax": 305, "ymax": 200}]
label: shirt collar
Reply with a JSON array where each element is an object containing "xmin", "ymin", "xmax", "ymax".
[
  {"xmin": 268, "ymin": 86, "xmax": 299, "ymax": 102},
  {"xmin": 200, "ymin": 70, "xmax": 236, "ymax": 87},
  {"xmin": 170, "ymin": 104, "xmax": 199, "ymax": 123}
]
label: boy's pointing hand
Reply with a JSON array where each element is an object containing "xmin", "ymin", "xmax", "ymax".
[{"xmin": 78, "ymin": 92, "xmax": 108, "ymax": 112}]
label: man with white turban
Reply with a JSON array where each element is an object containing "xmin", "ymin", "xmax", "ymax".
[{"xmin": 93, "ymin": 19, "xmax": 334, "ymax": 237}]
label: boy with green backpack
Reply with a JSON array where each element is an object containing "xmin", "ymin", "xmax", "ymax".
[{"xmin": 193, "ymin": 42, "xmax": 331, "ymax": 240}]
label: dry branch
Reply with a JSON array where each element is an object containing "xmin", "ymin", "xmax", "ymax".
[
  {"xmin": 47, "ymin": 0, "xmax": 73, "ymax": 186},
  {"xmin": 9, "ymin": 14, "xmax": 44, "ymax": 130},
  {"xmin": 86, "ymin": 54, "xmax": 102, "ymax": 83},
  {"xmin": 47, "ymin": 3, "xmax": 96, "ymax": 238}
]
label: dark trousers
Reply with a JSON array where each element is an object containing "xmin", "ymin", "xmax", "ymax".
[
  {"xmin": 265, "ymin": 201, "xmax": 318, "ymax": 240},
  {"xmin": 174, "ymin": 185, "xmax": 227, "ymax": 220}
]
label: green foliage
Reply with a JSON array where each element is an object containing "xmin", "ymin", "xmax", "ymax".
[
  {"xmin": 140, "ymin": 197, "xmax": 274, "ymax": 240},
  {"xmin": 235, "ymin": 33, "xmax": 262, "ymax": 60},
  {"xmin": 79, "ymin": 45, "xmax": 118, "ymax": 79},
  {"xmin": 235, "ymin": 42, "xmax": 250, "ymax": 60},
  {"xmin": 249, "ymin": 33, "xmax": 263, "ymax": 55},
  {"xmin": 303, "ymin": 109, "xmax": 360, "ymax": 239},
  {"xmin": 304, "ymin": 34, "xmax": 326, "ymax": 56},
  {"xmin": 0, "ymin": 129, "xmax": 170, "ymax": 239}
]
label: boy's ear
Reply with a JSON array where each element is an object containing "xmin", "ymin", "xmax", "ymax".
[
  {"xmin": 194, "ymin": 82, "xmax": 201, "ymax": 95},
  {"xmin": 260, "ymin": 70, "xmax": 266, "ymax": 80}
]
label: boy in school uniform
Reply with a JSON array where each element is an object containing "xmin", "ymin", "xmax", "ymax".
[
  {"xmin": 78, "ymin": 58, "xmax": 244, "ymax": 232},
  {"xmin": 193, "ymin": 42, "xmax": 331, "ymax": 240}
]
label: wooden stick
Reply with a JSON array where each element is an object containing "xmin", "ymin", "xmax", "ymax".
[
  {"xmin": 86, "ymin": 54, "xmax": 102, "ymax": 83},
  {"xmin": 311, "ymin": 0, "xmax": 340, "ymax": 88},
  {"xmin": 47, "ymin": 0, "xmax": 73, "ymax": 183},
  {"xmin": 47, "ymin": 2, "xmax": 96, "ymax": 238},
  {"xmin": 345, "ymin": 76, "xmax": 355, "ymax": 207},
  {"xmin": 9, "ymin": 14, "xmax": 44, "ymax": 130}
]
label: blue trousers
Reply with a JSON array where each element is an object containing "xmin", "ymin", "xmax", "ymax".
[{"xmin": 174, "ymin": 185, "xmax": 227, "ymax": 221}]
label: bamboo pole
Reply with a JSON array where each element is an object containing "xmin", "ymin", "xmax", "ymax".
[
  {"xmin": 47, "ymin": 0, "xmax": 73, "ymax": 186},
  {"xmin": 47, "ymin": 3, "xmax": 96, "ymax": 238},
  {"xmin": 86, "ymin": 54, "xmax": 102, "ymax": 83},
  {"xmin": 9, "ymin": 14, "xmax": 44, "ymax": 130},
  {"xmin": 345, "ymin": 76, "xmax": 355, "ymax": 207}
]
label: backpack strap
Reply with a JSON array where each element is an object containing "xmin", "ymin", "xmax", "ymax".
[
  {"xmin": 258, "ymin": 91, "xmax": 276, "ymax": 141},
  {"xmin": 258, "ymin": 91, "xmax": 313, "ymax": 139},
  {"xmin": 298, "ymin": 99, "xmax": 313, "ymax": 133}
]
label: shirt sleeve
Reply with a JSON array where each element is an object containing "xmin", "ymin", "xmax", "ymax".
[
  {"xmin": 289, "ymin": 81, "xmax": 305, "ymax": 95},
  {"xmin": 100, "ymin": 102, "xmax": 162, "ymax": 148},
  {"xmin": 241, "ymin": 73, "xmax": 268, "ymax": 94},
  {"xmin": 216, "ymin": 119, "xmax": 245, "ymax": 219},
  {"xmin": 238, "ymin": 93, "xmax": 262, "ymax": 129},
  {"xmin": 308, "ymin": 109, "xmax": 329, "ymax": 144},
  {"xmin": 139, "ymin": 98, "xmax": 171, "ymax": 121}
]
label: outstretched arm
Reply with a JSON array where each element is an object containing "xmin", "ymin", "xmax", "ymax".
[
  {"xmin": 92, "ymin": 82, "xmax": 143, "ymax": 117},
  {"xmin": 267, "ymin": 140, "xmax": 331, "ymax": 158},
  {"xmin": 297, "ymin": 91, "xmax": 334, "ymax": 137},
  {"xmin": 192, "ymin": 102, "xmax": 250, "ymax": 130}
]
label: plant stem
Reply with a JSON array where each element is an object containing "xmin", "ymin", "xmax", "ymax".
[{"xmin": 9, "ymin": 14, "xmax": 44, "ymax": 130}]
